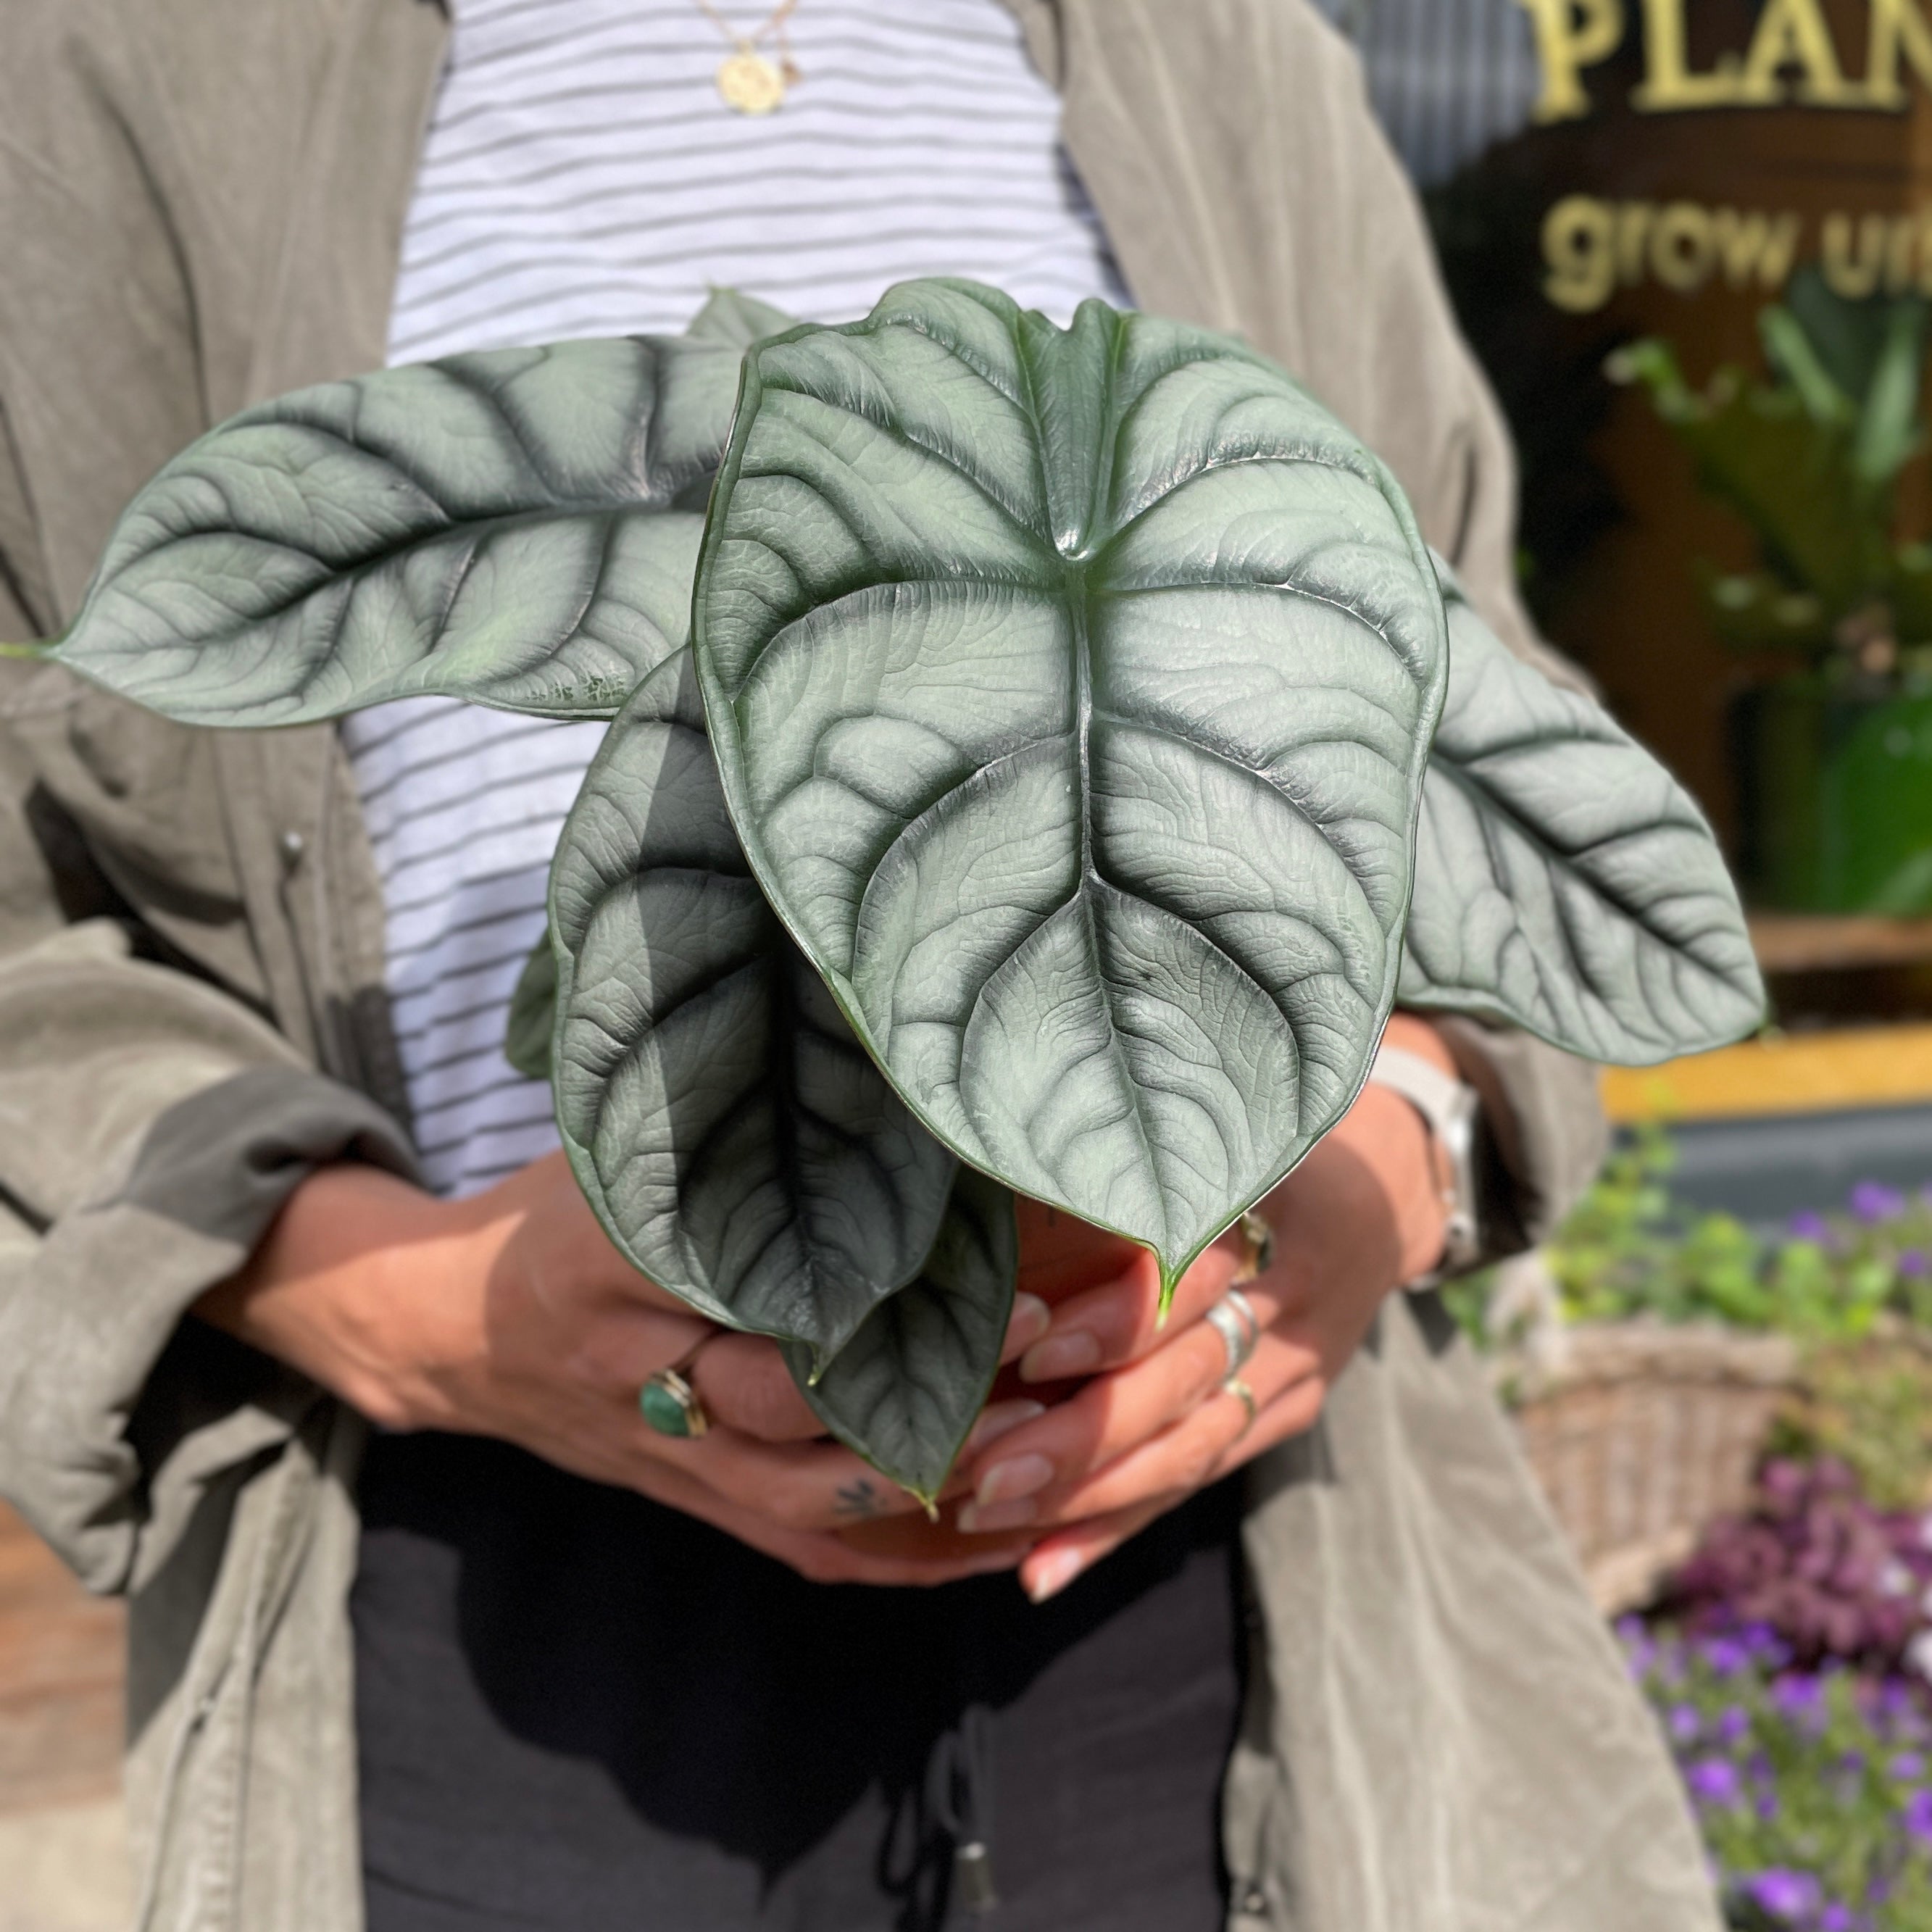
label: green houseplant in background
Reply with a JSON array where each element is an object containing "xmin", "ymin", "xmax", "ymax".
[
  {"xmin": 17, "ymin": 278, "xmax": 1765, "ymax": 1503},
  {"xmin": 1615, "ymin": 270, "xmax": 1932, "ymax": 914}
]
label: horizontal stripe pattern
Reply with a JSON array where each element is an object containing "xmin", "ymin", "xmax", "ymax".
[{"xmin": 346, "ymin": 0, "xmax": 1128, "ymax": 1197}]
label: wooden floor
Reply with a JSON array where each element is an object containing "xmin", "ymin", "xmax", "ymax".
[{"xmin": 0, "ymin": 1504, "xmax": 122, "ymax": 1816}]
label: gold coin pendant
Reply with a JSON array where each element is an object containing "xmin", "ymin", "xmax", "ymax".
[{"xmin": 717, "ymin": 49, "xmax": 786, "ymax": 114}]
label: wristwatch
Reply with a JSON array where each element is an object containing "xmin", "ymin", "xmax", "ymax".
[{"xmin": 1364, "ymin": 1042, "xmax": 1483, "ymax": 1287}]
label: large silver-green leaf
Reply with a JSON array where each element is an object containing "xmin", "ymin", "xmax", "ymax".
[
  {"xmin": 785, "ymin": 1167, "xmax": 1016, "ymax": 1505},
  {"xmin": 549, "ymin": 648, "xmax": 958, "ymax": 1367},
  {"xmin": 1399, "ymin": 571, "xmax": 1765, "ymax": 1061},
  {"xmin": 46, "ymin": 331, "xmax": 751, "ymax": 726},
  {"xmin": 693, "ymin": 279, "xmax": 1449, "ymax": 1297}
]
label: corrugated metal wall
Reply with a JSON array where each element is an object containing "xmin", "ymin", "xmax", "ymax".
[{"xmin": 1309, "ymin": 0, "xmax": 1542, "ymax": 186}]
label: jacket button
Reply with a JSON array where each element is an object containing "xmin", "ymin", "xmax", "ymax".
[
  {"xmin": 1239, "ymin": 1881, "xmax": 1268, "ymax": 1918},
  {"xmin": 278, "ymin": 829, "xmax": 307, "ymax": 870}
]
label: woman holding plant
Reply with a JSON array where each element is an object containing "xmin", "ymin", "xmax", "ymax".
[{"xmin": 0, "ymin": 1, "xmax": 1741, "ymax": 1928}]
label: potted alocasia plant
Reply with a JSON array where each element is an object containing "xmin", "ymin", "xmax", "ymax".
[
  {"xmin": 22, "ymin": 278, "xmax": 1765, "ymax": 1504},
  {"xmin": 1613, "ymin": 271, "xmax": 1932, "ymax": 915}
]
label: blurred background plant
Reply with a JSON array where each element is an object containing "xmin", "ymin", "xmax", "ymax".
[
  {"xmin": 1611, "ymin": 270, "xmax": 1932, "ymax": 683},
  {"xmin": 1444, "ymin": 1128, "xmax": 1932, "ymax": 1347},
  {"xmin": 1626, "ymin": 1620, "xmax": 1932, "ymax": 1930}
]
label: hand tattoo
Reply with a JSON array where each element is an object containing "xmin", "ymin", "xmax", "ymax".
[{"xmin": 833, "ymin": 1478, "xmax": 881, "ymax": 1519}]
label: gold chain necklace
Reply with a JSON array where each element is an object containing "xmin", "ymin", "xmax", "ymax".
[{"xmin": 694, "ymin": 0, "xmax": 800, "ymax": 114}]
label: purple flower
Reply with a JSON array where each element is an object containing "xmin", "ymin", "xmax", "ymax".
[
  {"xmin": 1667, "ymin": 1702, "xmax": 1701, "ymax": 1743},
  {"xmin": 1852, "ymin": 1181, "xmax": 1907, "ymax": 1223},
  {"xmin": 1820, "ymin": 1907, "xmax": 1856, "ymax": 1932},
  {"xmin": 1687, "ymin": 1756, "xmax": 1741, "ymax": 1804},
  {"xmin": 1899, "ymin": 1248, "xmax": 1931, "ymax": 1278},
  {"xmin": 1747, "ymin": 1868, "xmax": 1822, "ymax": 1920},
  {"xmin": 1773, "ymin": 1674, "xmax": 1825, "ymax": 1725},
  {"xmin": 1904, "ymin": 1787, "xmax": 1932, "ymax": 1844},
  {"xmin": 1717, "ymin": 1706, "xmax": 1751, "ymax": 1744},
  {"xmin": 1891, "ymin": 1751, "xmax": 1925, "ymax": 1780},
  {"xmin": 1702, "ymin": 1634, "xmax": 1751, "ymax": 1678},
  {"xmin": 1755, "ymin": 1789, "xmax": 1781, "ymax": 1820}
]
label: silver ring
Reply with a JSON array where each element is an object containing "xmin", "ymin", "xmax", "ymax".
[{"xmin": 1205, "ymin": 1288, "xmax": 1260, "ymax": 1377}]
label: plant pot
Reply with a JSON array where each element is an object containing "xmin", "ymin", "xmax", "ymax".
[
  {"xmin": 1503, "ymin": 1320, "xmax": 1799, "ymax": 1614},
  {"xmin": 1732, "ymin": 674, "xmax": 1932, "ymax": 912}
]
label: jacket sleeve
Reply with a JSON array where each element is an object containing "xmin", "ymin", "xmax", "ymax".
[
  {"xmin": 0, "ymin": 1, "xmax": 431, "ymax": 1594},
  {"xmin": 0, "ymin": 920, "xmax": 416, "ymax": 1594}
]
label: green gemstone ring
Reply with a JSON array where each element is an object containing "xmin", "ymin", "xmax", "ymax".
[{"xmin": 638, "ymin": 1366, "xmax": 709, "ymax": 1438}]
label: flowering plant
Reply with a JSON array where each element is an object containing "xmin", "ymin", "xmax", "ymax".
[
  {"xmin": 1628, "ymin": 1620, "xmax": 1932, "ymax": 1930},
  {"xmin": 1664, "ymin": 1461, "xmax": 1932, "ymax": 1678}
]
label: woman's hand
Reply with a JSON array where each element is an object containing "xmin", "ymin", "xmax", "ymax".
[
  {"xmin": 195, "ymin": 1150, "xmax": 1047, "ymax": 1587},
  {"xmin": 924, "ymin": 1015, "xmax": 1457, "ymax": 1602}
]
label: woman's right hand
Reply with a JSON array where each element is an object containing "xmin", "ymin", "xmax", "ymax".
[{"xmin": 194, "ymin": 1150, "xmax": 1047, "ymax": 1588}]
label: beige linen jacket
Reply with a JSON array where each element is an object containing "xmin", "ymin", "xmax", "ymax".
[{"xmin": 0, "ymin": 2, "xmax": 1717, "ymax": 1928}]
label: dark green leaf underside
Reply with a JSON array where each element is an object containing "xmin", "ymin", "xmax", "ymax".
[
  {"xmin": 785, "ymin": 1166, "xmax": 1016, "ymax": 1503},
  {"xmin": 504, "ymin": 937, "xmax": 558, "ymax": 1082}
]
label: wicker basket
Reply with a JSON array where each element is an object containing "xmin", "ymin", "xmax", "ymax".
[{"xmin": 1504, "ymin": 1320, "xmax": 1800, "ymax": 1615}]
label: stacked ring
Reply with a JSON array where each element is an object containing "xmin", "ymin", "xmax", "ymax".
[
  {"xmin": 639, "ymin": 1365, "xmax": 710, "ymax": 1438},
  {"xmin": 1204, "ymin": 1287, "xmax": 1260, "ymax": 1378}
]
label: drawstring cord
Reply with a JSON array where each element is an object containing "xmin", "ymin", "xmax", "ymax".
[{"xmin": 931, "ymin": 1704, "xmax": 999, "ymax": 1917}]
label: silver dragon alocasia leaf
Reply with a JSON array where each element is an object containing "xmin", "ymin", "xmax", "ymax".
[
  {"xmin": 785, "ymin": 1165, "xmax": 1017, "ymax": 1507},
  {"xmin": 693, "ymin": 278, "xmax": 1449, "ymax": 1300},
  {"xmin": 1399, "ymin": 567, "xmax": 1765, "ymax": 1060},
  {"xmin": 548, "ymin": 648, "xmax": 959, "ymax": 1373},
  {"xmin": 46, "ymin": 299, "xmax": 790, "ymax": 726}
]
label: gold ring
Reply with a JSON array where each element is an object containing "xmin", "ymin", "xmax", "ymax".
[
  {"xmin": 1234, "ymin": 1208, "xmax": 1275, "ymax": 1284},
  {"xmin": 1223, "ymin": 1374, "xmax": 1258, "ymax": 1438},
  {"xmin": 639, "ymin": 1365, "xmax": 710, "ymax": 1438}
]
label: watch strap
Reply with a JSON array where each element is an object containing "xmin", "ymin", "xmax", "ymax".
[{"xmin": 1365, "ymin": 1042, "xmax": 1483, "ymax": 1286}]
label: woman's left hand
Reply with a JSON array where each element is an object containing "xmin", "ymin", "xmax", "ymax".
[{"xmin": 923, "ymin": 1016, "xmax": 1457, "ymax": 1602}]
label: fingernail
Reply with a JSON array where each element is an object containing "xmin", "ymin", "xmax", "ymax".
[
  {"xmin": 1019, "ymin": 1329, "xmax": 1102, "ymax": 1383},
  {"xmin": 957, "ymin": 1496, "xmax": 1039, "ymax": 1533},
  {"xmin": 963, "ymin": 1399, "xmax": 1046, "ymax": 1460},
  {"xmin": 1003, "ymin": 1293, "xmax": 1052, "ymax": 1356},
  {"xmin": 975, "ymin": 1452, "xmax": 1054, "ymax": 1508},
  {"xmin": 1025, "ymin": 1548, "xmax": 1086, "ymax": 1603}
]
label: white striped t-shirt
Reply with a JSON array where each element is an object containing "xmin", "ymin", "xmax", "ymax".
[{"xmin": 344, "ymin": 0, "xmax": 1131, "ymax": 1198}]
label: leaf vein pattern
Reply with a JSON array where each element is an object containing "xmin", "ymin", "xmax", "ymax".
[
  {"xmin": 728, "ymin": 574, "xmax": 1059, "ymax": 712},
  {"xmin": 1429, "ymin": 754, "xmax": 1738, "ymax": 976},
  {"xmin": 1098, "ymin": 711, "xmax": 1395, "ymax": 951},
  {"xmin": 759, "ymin": 387, "xmax": 1054, "ymax": 559}
]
